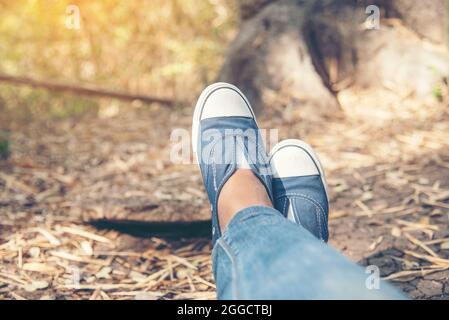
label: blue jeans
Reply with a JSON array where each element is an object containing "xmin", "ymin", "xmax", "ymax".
[{"xmin": 212, "ymin": 206, "xmax": 406, "ymax": 300}]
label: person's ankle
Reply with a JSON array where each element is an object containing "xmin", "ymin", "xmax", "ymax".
[{"xmin": 217, "ymin": 169, "xmax": 272, "ymax": 232}]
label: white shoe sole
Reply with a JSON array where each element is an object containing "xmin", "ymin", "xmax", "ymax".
[
  {"xmin": 191, "ymin": 82, "xmax": 258, "ymax": 165},
  {"xmin": 269, "ymin": 139, "xmax": 329, "ymax": 201}
]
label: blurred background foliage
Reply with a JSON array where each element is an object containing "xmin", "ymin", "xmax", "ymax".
[{"xmin": 0, "ymin": 0, "xmax": 237, "ymax": 124}]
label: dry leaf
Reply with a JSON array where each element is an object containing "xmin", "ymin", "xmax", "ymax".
[
  {"xmin": 28, "ymin": 247, "xmax": 40, "ymax": 258},
  {"xmin": 81, "ymin": 241, "xmax": 93, "ymax": 256},
  {"xmin": 369, "ymin": 236, "xmax": 384, "ymax": 251},
  {"xmin": 22, "ymin": 262, "xmax": 58, "ymax": 274},
  {"xmin": 25, "ymin": 280, "xmax": 49, "ymax": 292},
  {"xmin": 129, "ymin": 271, "xmax": 146, "ymax": 282},
  {"xmin": 419, "ymin": 216, "xmax": 430, "ymax": 225},
  {"xmin": 440, "ymin": 242, "xmax": 449, "ymax": 250},
  {"xmin": 391, "ymin": 227, "xmax": 402, "ymax": 238},
  {"xmin": 96, "ymin": 267, "xmax": 112, "ymax": 279}
]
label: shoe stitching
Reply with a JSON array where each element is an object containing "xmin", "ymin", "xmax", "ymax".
[
  {"xmin": 206, "ymin": 130, "xmax": 271, "ymax": 195},
  {"xmin": 222, "ymin": 131, "xmax": 269, "ymax": 170},
  {"xmin": 285, "ymin": 193, "xmax": 328, "ymax": 238},
  {"xmin": 282, "ymin": 197, "xmax": 288, "ymax": 217},
  {"xmin": 202, "ymin": 129, "xmax": 267, "ymax": 173},
  {"xmin": 277, "ymin": 192, "xmax": 327, "ymax": 217},
  {"xmin": 314, "ymin": 202, "xmax": 323, "ymax": 240},
  {"xmin": 295, "ymin": 196, "xmax": 324, "ymax": 239},
  {"xmin": 291, "ymin": 200, "xmax": 303, "ymax": 227},
  {"xmin": 211, "ymin": 148, "xmax": 218, "ymax": 192}
]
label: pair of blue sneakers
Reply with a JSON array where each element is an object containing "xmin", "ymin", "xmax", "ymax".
[{"xmin": 192, "ymin": 83, "xmax": 329, "ymax": 246}]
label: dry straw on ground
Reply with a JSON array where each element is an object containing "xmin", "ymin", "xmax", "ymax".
[{"xmin": 1, "ymin": 87, "xmax": 449, "ymax": 299}]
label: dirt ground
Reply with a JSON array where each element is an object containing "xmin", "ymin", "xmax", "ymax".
[{"xmin": 1, "ymin": 88, "xmax": 449, "ymax": 300}]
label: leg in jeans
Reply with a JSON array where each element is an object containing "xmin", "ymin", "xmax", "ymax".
[{"xmin": 212, "ymin": 205, "xmax": 405, "ymax": 300}]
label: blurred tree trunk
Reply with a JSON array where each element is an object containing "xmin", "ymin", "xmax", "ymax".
[
  {"xmin": 393, "ymin": 0, "xmax": 447, "ymax": 43},
  {"xmin": 219, "ymin": 0, "xmax": 449, "ymax": 114}
]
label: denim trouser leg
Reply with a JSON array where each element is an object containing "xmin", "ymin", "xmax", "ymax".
[{"xmin": 212, "ymin": 206, "xmax": 406, "ymax": 300}]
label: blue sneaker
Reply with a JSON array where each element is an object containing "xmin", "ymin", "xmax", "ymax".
[
  {"xmin": 269, "ymin": 140, "xmax": 329, "ymax": 242},
  {"xmin": 192, "ymin": 82, "xmax": 274, "ymax": 246}
]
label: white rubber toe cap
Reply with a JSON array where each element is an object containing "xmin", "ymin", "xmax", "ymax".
[
  {"xmin": 200, "ymin": 85, "xmax": 253, "ymax": 120},
  {"xmin": 269, "ymin": 139, "xmax": 329, "ymax": 199},
  {"xmin": 192, "ymin": 82, "xmax": 256, "ymax": 157},
  {"xmin": 269, "ymin": 140, "xmax": 321, "ymax": 178}
]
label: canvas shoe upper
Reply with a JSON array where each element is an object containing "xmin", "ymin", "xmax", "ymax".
[
  {"xmin": 269, "ymin": 139, "xmax": 329, "ymax": 242},
  {"xmin": 192, "ymin": 82, "xmax": 273, "ymax": 245}
]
